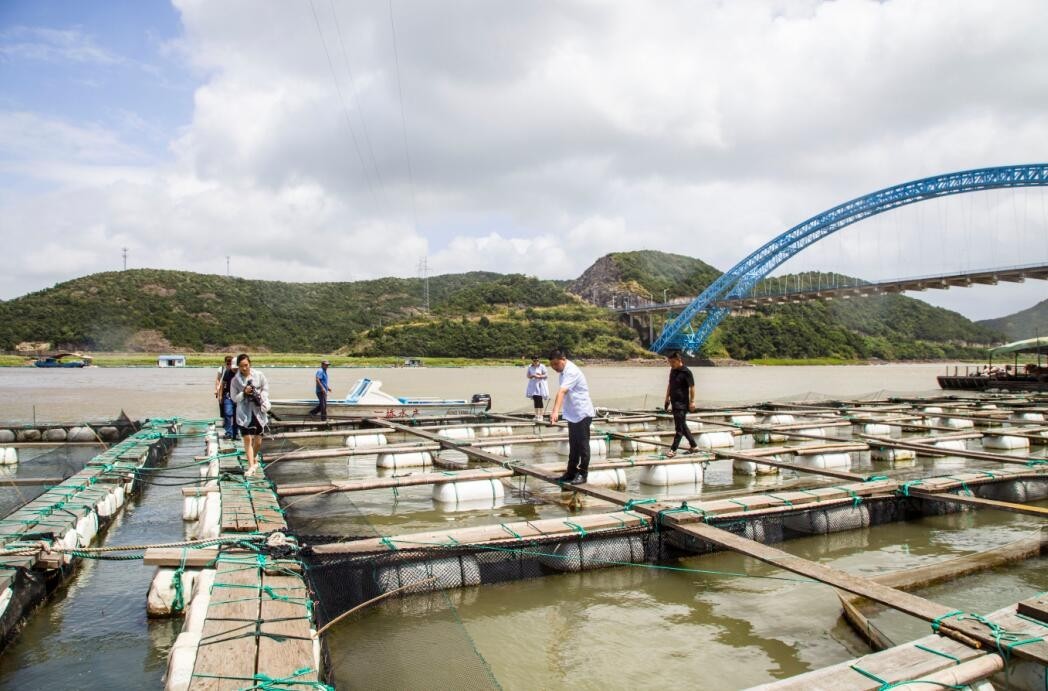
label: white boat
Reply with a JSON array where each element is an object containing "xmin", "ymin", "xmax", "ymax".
[{"xmin": 268, "ymin": 378, "xmax": 491, "ymax": 420}]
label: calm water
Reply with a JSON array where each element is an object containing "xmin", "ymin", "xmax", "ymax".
[
  {"xmin": 0, "ymin": 365, "xmax": 1042, "ymax": 690},
  {"xmin": 0, "ymin": 362, "xmax": 956, "ymax": 423}
]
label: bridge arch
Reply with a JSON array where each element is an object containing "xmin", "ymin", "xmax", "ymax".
[{"xmin": 651, "ymin": 164, "xmax": 1048, "ymax": 354}]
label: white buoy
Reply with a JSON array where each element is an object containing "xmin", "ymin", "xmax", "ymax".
[
  {"xmin": 484, "ymin": 444, "xmax": 513, "ymax": 456},
  {"xmin": 638, "ymin": 463, "xmax": 703, "ymax": 486},
  {"xmin": 0, "ymin": 448, "xmax": 16, "ymax": 465},
  {"xmin": 768, "ymin": 414, "xmax": 795, "ymax": 425},
  {"xmin": 345, "ymin": 433, "xmax": 388, "ymax": 448},
  {"xmin": 375, "ymin": 556, "xmax": 481, "ymax": 592},
  {"xmin": 617, "ymin": 421, "xmax": 652, "ymax": 433},
  {"xmin": 432, "ymin": 479, "xmax": 505, "ymax": 504},
  {"xmin": 733, "ymin": 458, "xmax": 779, "ymax": 476},
  {"xmin": 477, "ymin": 425, "xmax": 513, "ymax": 437},
  {"xmin": 624, "ymin": 435, "xmax": 662, "ymax": 452},
  {"xmin": 147, "ymin": 568, "xmax": 199, "ymax": 617},
  {"xmin": 921, "ymin": 439, "xmax": 967, "ymax": 457},
  {"xmin": 940, "ymin": 418, "xmax": 975, "ymax": 429},
  {"xmin": 685, "ymin": 420, "xmax": 702, "ymax": 432},
  {"xmin": 377, "ymin": 451, "xmax": 432, "ymax": 469},
  {"xmin": 184, "ymin": 570, "xmax": 216, "ymax": 634},
  {"xmin": 922, "ymin": 406, "xmax": 943, "ymax": 414},
  {"xmin": 438, "ymin": 427, "xmax": 476, "ymax": 441},
  {"xmin": 75, "ymin": 511, "xmax": 98, "ymax": 545},
  {"xmin": 695, "ymin": 431, "xmax": 734, "ymax": 449},
  {"xmin": 871, "ymin": 447, "xmax": 916, "ymax": 462},
  {"xmin": 861, "ymin": 424, "xmax": 892, "ymax": 435},
  {"xmin": 1012, "ymin": 412, "xmax": 1045, "ymax": 422},
  {"xmin": 982, "ymin": 435, "xmax": 1030, "ymax": 450},
  {"xmin": 755, "ymin": 415, "xmax": 792, "ymax": 443},
  {"xmin": 730, "ymin": 414, "xmax": 757, "ymax": 425},
  {"xmin": 583, "ymin": 468, "xmax": 628, "ymax": 489},
  {"xmin": 796, "ymin": 427, "xmax": 827, "ymax": 438},
  {"xmin": 164, "ymin": 631, "xmax": 202, "ymax": 691},
  {"xmin": 555, "ymin": 439, "xmax": 608, "ymax": 457},
  {"xmin": 537, "ymin": 536, "xmax": 645, "ymax": 572},
  {"xmin": 795, "ymin": 452, "xmax": 851, "ymax": 470}
]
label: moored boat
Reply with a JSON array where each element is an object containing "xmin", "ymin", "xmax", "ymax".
[
  {"xmin": 33, "ymin": 352, "xmax": 93, "ymax": 368},
  {"xmin": 269, "ymin": 378, "xmax": 491, "ymax": 420},
  {"xmin": 938, "ymin": 337, "xmax": 1048, "ymax": 392}
]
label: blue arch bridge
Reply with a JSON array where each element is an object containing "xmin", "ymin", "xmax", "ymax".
[{"xmin": 628, "ymin": 164, "xmax": 1048, "ymax": 355}]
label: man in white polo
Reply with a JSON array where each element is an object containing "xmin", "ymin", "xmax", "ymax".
[{"xmin": 548, "ymin": 349, "xmax": 596, "ymax": 485}]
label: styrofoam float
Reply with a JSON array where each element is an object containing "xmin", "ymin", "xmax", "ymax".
[
  {"xmin": 438, "ymin": 427, "xmax": 476, "ymax": 441},
  {"xmin": 982, "ymin": 434, "xmax": 1030, "ymax": 450},
  {"xmin": 794, "ymin": 452, "xmax": 851, "ymax": 470},
  {"xmin": 555, "ymin": 439, "xmax": 608, "ymax": 457},
  {"xmin": 377, "ymin": 451, "xmax": 432, "ymax": 469},
  {"xmin": 148, "ymin": 568, "xmax": 199, "ymax": 617},
  {"xmin": 432, "ymin": 479, "xmax": 505, "ymax": 504},
  {"xmin": 345, "ymin": 433, "xmax": 388, "ymax": 448},
  {"xmin": 638, "ymin": 463, "xmax": 703, "ymax": 486},
  {"xmin": 695, "ymin": 431, "xmax": 734, "ymax": 449}
]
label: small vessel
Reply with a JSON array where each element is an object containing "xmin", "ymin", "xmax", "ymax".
[
  {"xmin": 938, "ymin": 337, "xmax": 1048, "ymax": 391},
  {"xmin": 34, "ymin": 352, "xmax": 93, "ymax": 368},
  {"xmin": 269, "ymin": 378, "xmax": 491, "ymax": 420}
]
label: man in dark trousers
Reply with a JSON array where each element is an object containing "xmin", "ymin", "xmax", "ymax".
[
  {"xmin": 663, "ymin": 350, "xmax": 698, "ymax": 456},
  {"xmin": 309, "ymin": 360, "xmax": 332, "ymax": 420},
  {"xmin": 548, "ymin": 349, "xmax": 596, "ymax": 485}
]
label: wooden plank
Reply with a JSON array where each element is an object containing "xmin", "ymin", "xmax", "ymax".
[
  {"xmin": 908, "ymin": 488, "xmax": 1048, "ymax": 518},
  {"xmin": 257, "ymin": 572, "xmax": 318, "ymax": 685},
  {"xmin": 655, "ymin": 519, "xmax": 1048, "ymax": 666},
  {"xmin": 710, "ymin": 447, "xmax": 867, "ymax": 482},
  {"xmin": 863, "ymin": 434, "xmax": 1048, "ymax": 466},
  {"xmin": 143, "ymin": 548, "xmax": 219, "ymax": 567},
  {"xmin": 1017, "ymin": 594, "xmax": 1048, "ymax": 624},
  {"xmin": 189, "ymin": 558, "xmax": 261, "ymax": 691}
]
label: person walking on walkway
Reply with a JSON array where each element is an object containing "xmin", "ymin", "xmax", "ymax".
[
  {"xmin": 548, "ymin": 349, "xmax": 596, "ymax": 485},
  {"xmin": 230, "ymin": 353, "xmax": 270, "ymax": 477},
  {"xmin": 309, "ymin": 360, "xmax": 332, "ymax": 420},
  {"xmin": 214, "ymin": 355, "xmax": 238, "ymax": 440},
  {"xmin": 525, "ymin": 355, "xmax": 549, "ymax": 421},
  {"xmin": 663, "ymin": 350, "xmax": 698, "ymax": 457}
]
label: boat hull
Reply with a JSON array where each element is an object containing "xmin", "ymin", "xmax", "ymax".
[
  {"xmin": 269, "ymin": 400, "xmax": 488, "ymax": 421},
  {"xmin": 938, "ymin": 375, "xmax": 1048, "ymax": 392}
]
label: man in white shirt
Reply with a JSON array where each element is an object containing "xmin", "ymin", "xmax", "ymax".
[{"xmin": 548, "ymin": 349, "xmax": 596, "ymax": 485}]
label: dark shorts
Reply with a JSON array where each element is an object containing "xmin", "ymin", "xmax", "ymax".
[
  {"xmin": 239, "ymin": 415, "xmax": 263, "ymax": 436},
  {"xmin": 531, "ymin": 395, "xmax": 545, "ymax": 407}
]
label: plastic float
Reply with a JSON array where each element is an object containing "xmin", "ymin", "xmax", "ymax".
[
  {"xmin": 555, "ymin": 439, "xmax": 608, "ymax": 457},
  {"xmin": 537, "ymin": 535, "xmax": 645, "ymax": 572},
  {"xmin": 694, "ymin": 431, "xmax": 734, "ymax": 449},
  {"xmin": 147, "ymin": 568, "xmax": 199, "ymax": 617},
  {"xmin": 638, "ymin": 463, "xmax": 703, "ymax": 486},
  {"xmin": 483, "ymin": 444, "xmax": 513, "ymax": 456},
  {"xmin": 755, "ymin": 414, "xmax": 794, "ymax": 442},
  {"xmin": 794, "ymin": 452, "xmax": 851, "ymax": 470},
  {"xmin": 375, "ymin": 556, "xmax": 481, "ymax": 593},
  {"xmin": 861, "ymin": 423, "xmax": 892, "ymax": 435},
  {"xmin": 624, "ymin": 435, "xmax": 662, "ymax": 452},
  {"xmin": 733, "ymin": 457, "xmax": 780, "ymax": 476},
  {"xmin": 784, "ymin": 504, "xmax": 870, "ymax": 534},
  {"xmin": 376, "ymin": 451, "xmax": 432, "ymax": 469},
  {"xmin": 477, "ymin": 425, "xmax": 513, "ymax": 437},
  {"xmin": 437, "ymin": 427, "xmax": 476, "ymax": 441},
  {"xmin": 940, "ymin": 418, "xmax": 975, "ymax": 429},
  {"xmin": 345, "ymin": 433, "xmax": 388, "ymax": 448},
  {"xmin": 432, "ymin": 479, "xmax": 505, "ymax": 504},
  {"xmin": 982, "ymin": 434, "xmax": 1030, "ymax": 450},
  {"xmin": 0, "ymin": 448, "xmax": 16, "ymax": 465}
]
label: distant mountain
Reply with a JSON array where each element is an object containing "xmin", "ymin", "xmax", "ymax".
[
  {"xmin": 0, "ymin": 252, "xmax": 1006, "ymax": 361},
  {"xmin": 570, "ymin": 250, "xmax": 721, "ymax": 306},
  {"xmin": 977, "ymin": 298, "xmax": 1048, "ymax": 342}
]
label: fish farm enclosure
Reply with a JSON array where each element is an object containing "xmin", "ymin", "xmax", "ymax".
[{"xmin": 0, "ymin": 394, "xmax": 1045, "ymax": 690}]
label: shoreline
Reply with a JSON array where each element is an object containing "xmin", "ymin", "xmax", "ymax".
[{"xmin": 0, "ymin": 352, "xmax": 992, "ymax": 368}]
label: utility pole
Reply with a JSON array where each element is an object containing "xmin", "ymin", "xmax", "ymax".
[
  {"xmin": 122, "ymin": 247, "xmax": 128, "ymax": 271},
  {"xmin": 226, "ymin": 256, "xmax": 230, "ymax": 276},
  {"xmin": 417, "ymin": 257, "xmax": 430, "ymax": 311}
]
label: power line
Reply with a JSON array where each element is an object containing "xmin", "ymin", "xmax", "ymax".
[
  {"xmin": 388, "ymin": 0, "xmax": 418, "ymax": 231},
  {"xmin": 308, "ymin": 0, "xmax": 382, "ymax": 204}
]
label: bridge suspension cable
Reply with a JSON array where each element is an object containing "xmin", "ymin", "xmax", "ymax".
[{"xmin": 651, "ymin": 164, "xmax": 1048, "ymax": 355}]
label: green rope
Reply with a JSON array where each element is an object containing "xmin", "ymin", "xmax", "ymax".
[
  {"xmin": 171, "ymin": 549, "xmax": 188, "ymax": 613},
  {"xmin": 727, "ymin": 498, "xmax": 750, "ymax": 512},
  {"xmin": 834, "ymin": 486, "xmax": 862, "ymax": 507},
  {"xmin": 499, "ymin": 523, "xmax": 522, "ymax": 539},
  {"xmin": 899, "ymin": 479, "xmax": 924, "ymax": 497},
  {"xmin": 913, "ymin": 643, "xmax": 961, "ymax": 664},
  {"xmin": 864, "ymin": 475, "xmax": 890, "ymax": 482},
  {"xmin": 563, "ymin": 521, "xmax": 587, "ymax": 538},
  {"xmin": 622, "ymin": 498, "xmax": 657, "ymax": 511},
  {"xmin": 765, "ymin": 493, "xmax": 793, "ymax": 507}
]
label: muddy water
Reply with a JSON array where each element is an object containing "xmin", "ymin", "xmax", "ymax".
[
  {"xmin": 0, "ymin": 365, "xmax": 1041, "ymax": 690},
  {"xmin": 0, "ymin": 363, "xmax": 955, "ymax": 423}
]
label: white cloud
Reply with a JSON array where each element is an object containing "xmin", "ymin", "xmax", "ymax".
[
  {"xmin": 1, "ymin": 0, "xmax": 1047, "ymax": 322},
  {"xmin": 0, "ymin": 26, "xmax": 122, "ymax": 65}
]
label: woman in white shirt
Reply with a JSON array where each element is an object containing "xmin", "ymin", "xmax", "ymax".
[{"xmin": 525, "ymin": 355, "xmax": 549, "ymax": 421}]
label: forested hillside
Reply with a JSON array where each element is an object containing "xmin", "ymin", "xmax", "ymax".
[{"xmin": 0, "ymin": 251, "xmax": 1004, "ymax": 361}]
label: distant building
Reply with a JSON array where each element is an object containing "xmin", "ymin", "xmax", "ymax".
[{"xmin": 157, "ymin": 354, "xmax": 186, "ymax": 368}]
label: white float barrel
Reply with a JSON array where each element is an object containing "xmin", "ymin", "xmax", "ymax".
[
  {"xmin": 345, "ymin": 433, "xmax": 388, "ymax": 448},
  {"xmin": 795, "ymin": 452, "xmax": 851, "ymax": 470},
  {"xmin": 982, "ymin": 435, "xmax": 1029, "ymax": 450},
  {"xmin": 797, "ymin": 427, "xmax": 827, "ymax": 438},
  {"xmin": 164, "ymin": 631, "xmax": 202, "ymax": 691},
  {"xmin": 940, "ymin": 418, "xmax": 974, "ymax": 429},
  {"xmin": 730, "ymin": 414, "xmax": 757, "ymax": 425},
  {"xmin": 477, "ymin": 425, "xmax": 513, "ymax": 437},
  {"xmin": 555, "ymin": 439, "xmax": 608, "ymax": 457},
  {"xmin": 767, "ymin": 414, "xmax": 795, "ymax": 425},
  {"xmin": 861, "ymin": 423, "xmax": 891, "ymax": 435},
  {"xmin": 1012, "ymin": 412, "xmax": 1044, "ymax": 422},
  {"xmin": 432, "ymin": 479, "xmax": 505, "ymax": 504},
  {"xmin": 484, "ymin": 444, "xmax": 513, "ymax": 457},
  {"xmin": 638, "ymin": 463, "xmax": 703, "ymax": 487},
  {"xmin": 925, "ymin": 439, "xmax": 966, "ymax": 456},
  {"xmin": 624, "ymin": 436, "xmax": 662, "ymax": 452},
  {"xmin": 695, "ymin": 431, "xmax": 734, "ymax": 449},
  {"xmin": 438, "ymin": 427, "xmax": 476, "ymax": 441},
  {"xmin": 377, "ymin": 451, "xmax": 432, "ymax": 469},
  {"xmin": 871, "ymin": 447, "xmax": 916, "ymax": 462},
  {"xmin": 537, "ymin": 536, "xmax": 645, "ymax": 572},
  {"xmin": 733, "ymin": 458, "xmax": 779, "ymax": 476},
  {"xmin": 583, "ymin": 468, "xmax": 628, "ymax": 489},
  {"xmin": 922, "ymin": 406, "xmax": 943, "ymax": 414},
  {"xmin": 0, "ymin": 448, "xmax": 16, "ymax": 465}
]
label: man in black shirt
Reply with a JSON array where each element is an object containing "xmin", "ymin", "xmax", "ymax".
[{"xmin": 663, "ymin": 351, "xmax": 697, "ymax": 456}]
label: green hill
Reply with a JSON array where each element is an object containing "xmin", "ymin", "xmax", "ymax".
[
  {"xmin": 977, "ymin": 298, "xmax": 1048, "ymax": 341},
  {"xmin": 0, "ymin": 252, "xmax": 1005, "ymax": 362}
]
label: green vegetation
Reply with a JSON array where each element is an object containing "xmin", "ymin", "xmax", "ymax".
[
  {"xmin": 978, "ymin": 297, "xmax": 1048, "ymax": 341},
  {"xmin": 0, "ymin": 251, "xmax": 1006, "ymax": 364},
  {"xmin": 609, "ymin": 250, "xmax": 720, "ymax": 299}
]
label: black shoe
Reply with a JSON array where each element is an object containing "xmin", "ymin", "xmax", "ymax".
[
  {"xmin": 556, "ymin": 472, "xmax": 574, "ymax": 482},
  {"xmin": 568, "ymin": 474, "xmax": 588, "ymax": 485}
]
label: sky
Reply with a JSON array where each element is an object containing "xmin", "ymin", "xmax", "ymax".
[{"xmin": 1, "ymin": 0, "xmax": 1046, "ymax": 320}]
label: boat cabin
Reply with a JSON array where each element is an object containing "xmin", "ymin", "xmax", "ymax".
[{"xmin": 157, "ymin": 354, "xmax": 187, "ymax": 368}]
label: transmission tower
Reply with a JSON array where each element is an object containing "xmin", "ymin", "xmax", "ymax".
[
  {"xmin": 417, "ymin": 257, "xmax": 430, "ymax": 311},
  {"xmin": 122, "ymin": 247, "xmax": 128, "ymax": 270}
]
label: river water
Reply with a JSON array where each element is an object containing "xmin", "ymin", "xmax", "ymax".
[{"xmin": 0, "ymin": 364, "xmax": 1043, "ymax": 690}]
